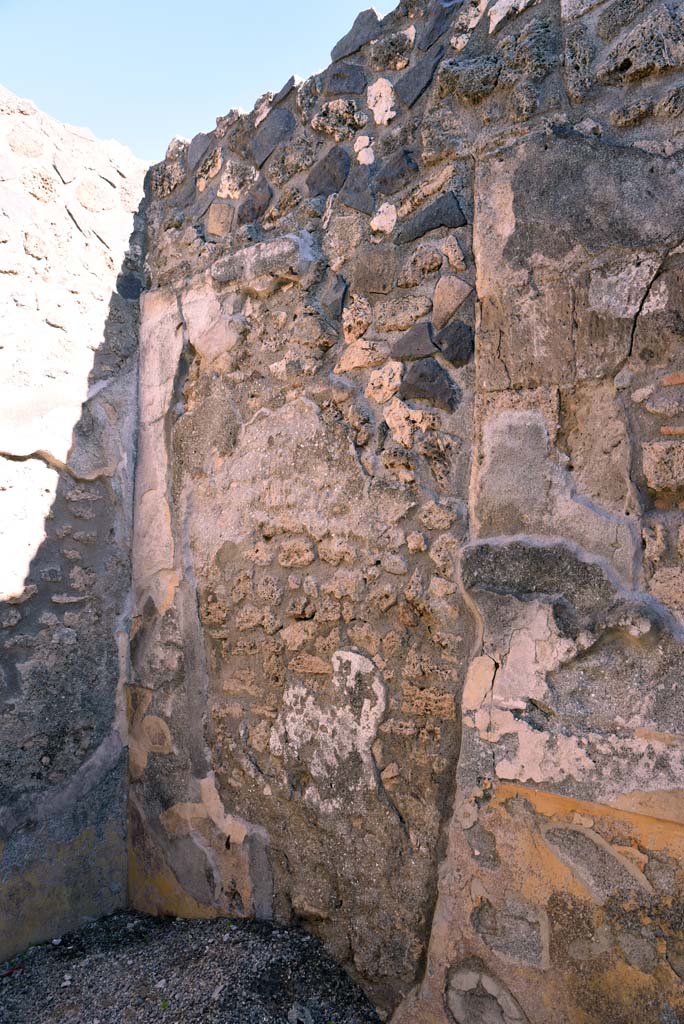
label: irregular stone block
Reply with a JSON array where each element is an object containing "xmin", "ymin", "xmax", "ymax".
[
  {"xmin": 331, "ymin": 8, "xmax": 382, "ymax": 62},
  {"xmin": 351, "ymin": 245, "xmax": 396, "ymax": 294},
  {"xmin": 610, "ymin": 98, "xmax": 653, "ymax": 128},
  {"xmin": 375, "ymin": 292, "xmax": 432, "ymax": 331},
  {"xmin": 447, "ymin": 965, "xmax": 529, "ymax": 1024},
  {"xmin": 312, "ymin": 100, "xmax": 369, "ymax": 142},
  {"xmin": 306, "ymin": 144, "xmax": 351, "ymax": 197},
  {"xmin": 205, "ymin": 199, "xmax": 234, "ymax": 236},
  {"xmin": 371, "ymin": 28, "xmax": 415, "ymax": 71},
  {"xmin": 187, "ymin": 131, "xmax": 212, "ymax": 171},
  {"xmin": 366, "ymin": 360, "xmax": 403, "ymax": 403},
  {"xmin": 560, "ymin": 0, "xmax": 603, "ymax": 18},
  {"xmin": 211, "ymin": 233, "xmax": 315, "ymax": 296},
  {"xmin": 543, "ymin": 825, "xmax": 654, "ymax": 904},
  {"xmin": 398, "ymin": 242, "xmax": 443, "ymax": 287},
  {"xmin": 117, "ymin": 272, "xmax": 143, "ymax": 300},
  {"xmin": 438, "ymin": 54, "xmax": 502, "ymax": 101},
  {"xmin": 563, "ymin": 23, "xmax": 595, "ymax": 101},
  {"xmin": 435, "ymin": 320, "xmax": 474, "ymax": 366},
  {"xmin": 391, "ymin": 322, "xmax": 436, "ymax": 361},
  {"xmin": 319, "ymin": 272, "xmax": 347, "ymax": 320},
  {"xmin": 649, "ymin": 567, "xmax": 684, "ymax": 611},
  {"xmin": 461, "ymin": 539, "xmax": 617, "ymax": 616},
  {"xmin": 399, "ymin": 357, "xmax": 458, "ymax": 410},
  {"xmin": 335, "ymin": 335, "xmax": 389, "ymax": 373},
  {"xmin": 418, "ymin": 2, "xmax": 452, "ymax": 49},
  {"xmin": 597, "ymin": 5, "xmax": 684, "ymax": 83},
  {"xmin": 472, "ymin": 896, "xmax": 546, "ymax": 966},
  {"xmin": 655, "ymin": 84, "xmax": 684, "ymax": 119},
  {"xmin": 397, "ymin": 191, "xmax": 466, "ymax": 243},
  {"xmin": 252, "ymin": 108, "xmax": 296, "ymax": 167},
  {"xmin": 395, "ymin": 46, "xmax": 445, "ymax": 107},
  {"xmin": 343, "ymin": 294, "xmax": 373, "ymax": 337},
  {"xmin": 237, "ymin": 176, "xmax": 273, "ymax": 225},
  {"xmin": 339, "ymin": 164, "xmax": 376, "ymax": 214},
  {"xmin": 324, "ymin": 62, "xmax": 367, "ymax": 95},
  {"xmin": 642, "ymin": 441, "xmax": 684, "ymax": 493},
  {"xmin": 489, "ymin": 0, "xmax": 539, "ymax": 34},
  {"xmin": 474, "ymin": 133, "xmax": 684, "ymax": 391},
  {"xmin": 180, "ymin": 280, "xmax": 244, "ymax": 366},
  {"xmin": 473, "ymin": 409, "xmax": 637, "ymax": 580},
  {"xmin": 596, "ymin": 0, "xmax": 650, "ymax": 40},
  {"xmin": 374, "ymin": 148, "xmax": 420, "ymax": 195},
  {"xmin": 433, "ymin": 273, "xmax": 472, "ymax": 328},
  {"xmin": 273, "ymin": 74, "xmax": 300, "ymax": 105}
]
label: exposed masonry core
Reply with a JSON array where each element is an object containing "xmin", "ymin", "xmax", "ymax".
[{"xmin": 3, "ymin": 0, "xmax": 684, "ymax": 1021}]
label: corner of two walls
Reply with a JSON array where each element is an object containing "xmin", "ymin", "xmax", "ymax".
[
  {"xmin": 5, "ymin": 0, "xmax": 684, "ymax": 1021},
  {"xmin": 129, "ymin": 0, "xmax": 684, "ymax": 1021}
]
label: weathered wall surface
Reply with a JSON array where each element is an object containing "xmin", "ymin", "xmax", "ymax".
[
  {"xmin": 0, "ymin": 87, "xmax": 145, "ymax": 959},
  {"xmin": 131, "ymin": 5, "xmax": 479, "ymax": 1010},
  {"xmin": 130, "ymin": 0, "xmax": 684, "ymax": 1020}
]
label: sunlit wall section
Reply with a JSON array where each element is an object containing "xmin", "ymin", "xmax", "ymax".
[{"xmin": 0, "ymin": 85, "xmax": 146, "ymax": 959}]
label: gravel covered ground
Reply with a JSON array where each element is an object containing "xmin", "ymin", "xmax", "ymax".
[{"xmin": 0, "ymin": 913, "xmax": 381, "ymax": 1024}]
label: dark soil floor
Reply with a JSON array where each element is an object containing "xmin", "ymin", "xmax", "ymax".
[{"xmin": 0, "ymin": 913, "xmax": 381, "ymax": 1024}]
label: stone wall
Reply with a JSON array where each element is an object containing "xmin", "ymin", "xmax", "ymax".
[
  {"xmin": 0, "ymin": 87, "xmax": 145, "ymax": 959},
  {"xmin": 133, "ymin": 1, "xmax": 684, "ymax": 1020},
  {"xmin": 3, "ymin": 0, "xmax": 684, "ymax": 1019}
]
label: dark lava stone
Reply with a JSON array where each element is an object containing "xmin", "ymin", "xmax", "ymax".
[
  {"xmin": 398, "ymin": 357, "xmax": 459, "ymax": 410},
  {"xmin": 391, "ymin": 322, "xmax": 437, "ymax": 361},
  {"xmin": 374, "ymin": 149, "xmax": 420, "ymax": 196},
  {"xmin": 324, "ymin": 62, "xmax": 367, "ymax": 95},
  {"xmin": 397, "ymin": 191, "xmax": 466, "ymax": 243},
  {"xmin": 306, "ymin": 145, "xmax": 352, "ymax": 198},
  {"xmin": 252, "ymin": 108, "xmax": 296, "ymax": 168},
  {"xmin": 435, "ymin": 320, "xmax": 474, "ymax": 366}
]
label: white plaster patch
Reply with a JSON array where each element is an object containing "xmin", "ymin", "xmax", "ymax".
[
  {"xmin": 370, "ymin": 202, "xmax": 397, "ymax": 234},
  {"xmin": 494, "ymin": 722, "xmax": 593, "ymax": 784},
  {"xmin": 462, "ymin": 595, "xmax": 684, "ymax": 795},
  {"xmin": 462, "ymin": 656, "xmax": 497, "ymax": 714},
  {"xmin": 367, "ymin": 79, "xmax": 397, "ymax": 126},
  {"xmin": 354, "ymin": 135, "xmax": 375, "ymax": 165},
  {"xmin": 270, "ymin": 650, "xmax": 386, "ymax": 814},
  {"xmin": 464, "ymin": 604, "xmax": 594, "ymax": 785}
]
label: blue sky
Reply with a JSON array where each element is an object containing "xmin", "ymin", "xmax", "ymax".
[{"xmin": 1, "ymin": 1, "xmax": 393, "ymax": 162}]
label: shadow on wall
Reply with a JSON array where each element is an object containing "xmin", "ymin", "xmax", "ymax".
[{"xmin": 0, "ymin": 198, "xmax": 148, "ymax": 962}]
